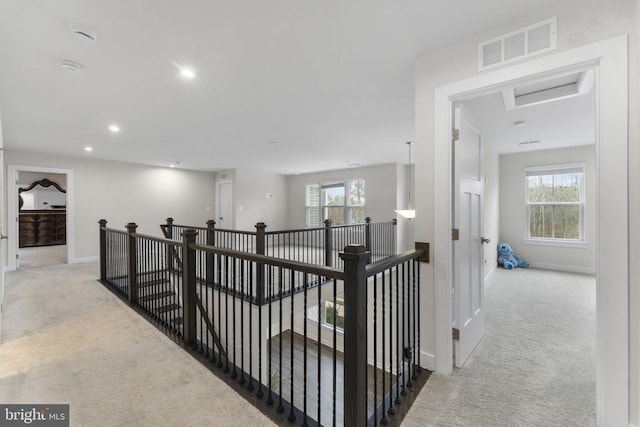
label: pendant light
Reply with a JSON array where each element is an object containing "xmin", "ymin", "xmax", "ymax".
[{"xmin": 395, "ymin": 141, "xmax": 416, "ymax": 219}]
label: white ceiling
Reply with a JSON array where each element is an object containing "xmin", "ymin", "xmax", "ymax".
[
  {"xmin": 0, "ymin": 0, "xmax": 562, "ymax": 174},
  {"xmin": 462, "ymin": 74, "xmax": 595, "ymax": 155}
]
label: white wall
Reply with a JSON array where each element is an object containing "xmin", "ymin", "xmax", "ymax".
[
  {"xmin": 414, "ymin": 0, "xmax": 638, "ymax": 422},
  {"xmin": 233, "ymin": 169, "xmax": 289, "ymax": 231},
  {"xmin": 4, "ymin": 149, "xmax": 216, "ymax": 261},
  {"xmin": 499, "ymin": 145, "xmax": 596, "ymax": 273}
]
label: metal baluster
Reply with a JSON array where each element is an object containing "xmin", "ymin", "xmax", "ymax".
[
  {"xmin": 395, "ymin": 263, "xmax": 401, "ymax": 406},
  {"xmin": 401, "ymin": 262, "xmax": 407, "ymax": 396},
  {"xmin": 276, "ymin": 267, "xmax": 283, "ymax": 412},
  {"xmin": 256, "ymin": 263, "xmax": 264, "ymax": 399},
  {"xmin": 217, "ymin": 254, "xmax": 223, "ymax": 369},
  {"xmin": 373, "ymin": 274, "xmax": 378, "ymax": 425},
  {"xmin": 388, "ymin": 266, "xmax": 395, "ymax": 415},
  {"xmin": 224, "ymin": 255, "xmax": 230, "ymax": 374},
  {"xmin": 407, "ymin": 261, "xmax": 414, "ymax": 387},
  {"xmin": 231, "ymin": 257, "xmax": 238, "ymax": 378},
  {"xmin": 248, "ymin": 261, "xmax": 255, "ymax": 391},
  {"xmin": 267, "ymin": 266, "xmax": 274, "ymax": 406},
  {"xmin": 239, "ymin": 259, "xmax": 246, "ymax": 385},
  {"xmin": 288, "ymin": 269, "xmax": 296, "ymax": 423},
  {"xmin": 381, "ymin": 271, "xmax": 388, "ymax": 425},
  {"xmin": 317, "ymin": 274, "xmax": 322, "ymax": 426},
  {"xmin": 303, "ymin": 272, "xmax": 308, "ymax": 426},
  {"xmin": 332, "ymin": 278, "xmax": 337, "ymax": 427}
]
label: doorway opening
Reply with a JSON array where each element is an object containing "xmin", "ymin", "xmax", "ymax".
[
  {"xmin": 432, "ymin": 36, "xmax": 629, "ymax": 424},
  {"xmin": 7, "ymin": 165, "xmax": 74, "ymax": 271}
]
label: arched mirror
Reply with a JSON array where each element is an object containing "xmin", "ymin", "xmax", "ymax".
[{"xmin": 19, "ymin": 179, "xmax": 66, "ymax": 211}]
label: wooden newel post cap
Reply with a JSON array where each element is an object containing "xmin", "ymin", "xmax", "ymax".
[
  {"xmin": 98, "ymin": 219, "xmax": 107, "ymax": 226},
  {"xmin": 126, "ymin": 222, "xmax": 138, "ymax": 232}
]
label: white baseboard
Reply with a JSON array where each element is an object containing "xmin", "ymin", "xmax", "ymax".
[
  {"xmin": 484, "ymin": 264, "xmax": 497, "ymax": 282},
  {"xmin": 70, "ymin": 256, "xmax": 99, "ymax": 264},
  {"xmin": 420, "ymin": 350, "xmax": 435, "ymax": 371},
  {"xmin": 629, "ymin": 424, "xmax": 637, "ymax": 427},
  {"xmin": 528, "ymin": 262, "xmax": 595, "ymax": 275}
]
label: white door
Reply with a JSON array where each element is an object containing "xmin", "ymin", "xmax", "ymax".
[
  {"xmin": 452, "ymin": 106, "xmax": 486, "ymax": 368},
  {"xmin": 216, "ymin": 181, "xmax": 233, "ymax": 229}
]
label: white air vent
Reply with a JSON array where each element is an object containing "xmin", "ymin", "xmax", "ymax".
[{"xmin": 478, "ymin": 17, "xmax": 557, "ymax": 71}]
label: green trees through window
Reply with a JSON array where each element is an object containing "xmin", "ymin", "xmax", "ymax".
[{"xmin": 526, "ymin": 166, "xmax": 584, "ymax": 241}]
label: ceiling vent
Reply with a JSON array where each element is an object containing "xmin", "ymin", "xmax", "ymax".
[{"xmin": 478, "ymin": 17, "xmax": 557, "ymax": 71}]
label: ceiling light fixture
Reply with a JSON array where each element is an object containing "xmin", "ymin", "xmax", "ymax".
[
  {"xmin": 60, "ymin": 59, "xmax": 82, "ymax": 73},
  {"xmin": 180, "ymin": 67, "xmax": 196, "ymax": 79},
  {"xmin": 84, "ymin": 146, "xmax": 93, "ymax": 152},
  {"xmin": 108, "ymin": 124, "xmax": 120, "ymax": 133},
  {"xmin": 395, "ymin": 141, "xmax": 416, "ymax": 219}
]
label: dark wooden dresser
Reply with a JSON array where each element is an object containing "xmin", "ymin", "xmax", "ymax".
[{"xmin": 19, "ymin": 210, "xmax": 66, "ymax": 247}]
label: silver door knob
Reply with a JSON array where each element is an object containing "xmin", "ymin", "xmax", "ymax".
[{"xmin": 481, "ymin": 237, "xmax": 491, "ymax": 244}]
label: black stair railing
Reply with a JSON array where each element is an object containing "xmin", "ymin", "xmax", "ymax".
[{"xmin": 99, "ymin": 219, "xmax": 428, "ymax": 426}]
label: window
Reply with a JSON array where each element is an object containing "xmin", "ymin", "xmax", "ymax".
[
  {"xmin": 305, "ymin": 179, "xmax": 365, "ymax": 227},
  {"xmin": 525, "ymin": 164, "xmax": 585, "ymax": 242},
  {"xmin": 322, "ymin": 183, "xmax": 345, "ymax": 226},
  {"xmin": 324, "ymin": 295, "xmax": 345, "ymax": 330},
  {"xmin": 305, "ymin": 184, "xmax": 320, "ymax": 227}
]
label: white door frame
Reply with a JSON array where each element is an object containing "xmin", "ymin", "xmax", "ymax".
[
  {"xmin": 433, "ymin": 35, "xmax": 628, "ymax": 425},
  {"xmin": 7, "ymin": 164, "xmax": 74, "ymax": 270}
]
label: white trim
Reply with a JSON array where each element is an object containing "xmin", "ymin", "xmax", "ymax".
[
  {"xmin": 7, "ymin": 165, "xmax": 74, "ymax": 271},
  {"xmin": 432, "ymin": 35, "xmax": 629, "ymax": 426},
  {"xmin": 523, "ymin": 238, "xmax": 588, "ymax": 249},
  {"xmin": 528, "ymin": 262, "xmax": 596, "ymax": 275},
  {"xmin": 70, "ymin": 256, "xmax": 99, "ymax": 264},
  {"xmin": 484, "ymin": 263, "xmax": 498, "ymax": 282},
  {"xmin": 419, "ymin": 350, "xmax": 435, "ymax": 372}
]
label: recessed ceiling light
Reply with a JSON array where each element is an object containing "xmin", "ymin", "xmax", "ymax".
[
  {"xmin": 60, "ymin": 59, "xmax": 82, "ymax": 73},
  {"xmin": 108, "ymin": 124, "xmax": 120, "ymax": 133},
  {"xmin": 169, "ymin": 164, "xmax": 175, "ymax": 168},
  {"xmin": 84, "ymin": 146, "xmax": 93, "ymax": 152},
  {"xmin": 180, "ymin": 67, "xmax": 196, "ymax": 79},
  {"xmin": 513, "ymin": 120, "xmax": 526, "ymax": 127}
]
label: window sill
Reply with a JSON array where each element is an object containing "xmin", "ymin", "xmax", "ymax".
[{"xmin": 523, "ymin": 238, "xmax": 588, "ymax": 249}]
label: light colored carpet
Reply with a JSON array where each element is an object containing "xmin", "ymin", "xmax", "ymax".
[
  {"xmin": 402, "ymin": 268, "xmax": 596, "ymax": 427},
  {"xmin": 0, "ymin": 262, "xmax": 274, "ymax": 427},
  {"xmin": 18, "ymin": 245, "xmax": 67, "ymax": 268}
]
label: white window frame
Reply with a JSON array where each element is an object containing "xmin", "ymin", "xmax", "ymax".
[
  {"xmin": 523, "ymin": 163, "xmax": 587, "ymax": 248},
  {"xmin": 305, "ymin": 179, "xmax": 365, "ymax": 227},
  {"xmin": 305, "ymin": 183, "xmax": 320, "ymax": 227}
]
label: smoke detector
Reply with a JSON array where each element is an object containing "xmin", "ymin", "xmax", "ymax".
[
  {"xmin": 60, "ymin": 59, "xmax": 83, "ymax": 73},
  {"xmin": 71, "ymin": 25, "xmax": 98, "ymax": 43}
]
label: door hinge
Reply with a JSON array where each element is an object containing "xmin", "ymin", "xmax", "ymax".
[
  {"xmin": 452, "ymin": 328, "xmax": 460, "ymax": 341},
  {"xmin": 452, "ymin": 228, "xmax": 459, "ymax": 240},
  {"xmin": 452, "ymin": 129, "xmax": 459, "ymax": 142}
]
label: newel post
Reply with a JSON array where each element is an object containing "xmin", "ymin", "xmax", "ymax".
[
  {"xmin": 340, "ymin": 245, "xmax": 371, "ymax": 426},
  {"xmin": 125, "ymin": 222, "xmax": 138, "ymax": 305},
  {"xmin": 324, "ymin": 219, "xmax": 333, "ymax": 267},
  {"xmin": 255, "ymin": 222, "xmax": 266, "ymax": 304},
  {"xmin": 182, "ymin": 228, "xmax": 198, "ymax": 347},
  {"xmin": 98, "ymin": 219, "xmax": 107, "ymax": 282},
  {"xmin": 165, "ymin": 217, "xmax": 174, "ymax": 239},
  {"xmin": 365, "ymin": 216, "xmax": 372, "ymax": 252},
  {"xmin": 206, "ymin": 220, "xmax": 216, "ymax": 286}
]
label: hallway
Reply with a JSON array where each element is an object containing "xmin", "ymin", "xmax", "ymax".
[{"xmin": 0, "ymin": 262, "xmax": 273, "ymax": 426}]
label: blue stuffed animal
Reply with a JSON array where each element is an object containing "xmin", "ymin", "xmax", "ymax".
[{"xmin": 497, "ymin": 242, "xmax": 529, "ymax": 269}]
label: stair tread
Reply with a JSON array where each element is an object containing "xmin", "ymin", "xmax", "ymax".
[
  {"xmin": 156, "ymin": 303, "xmax": 180, "ymax": 313},
  {"xmin": 139, "ymin": 290, "xmax": 175, "ymax": 302},
  {"xmin": 138, "ymin": 278, "xmax": 170, "ymax": 287}
]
